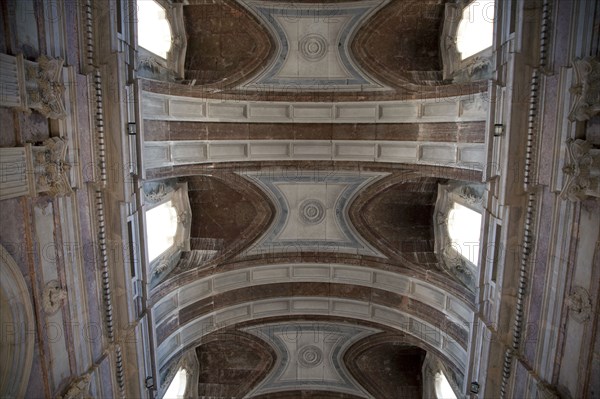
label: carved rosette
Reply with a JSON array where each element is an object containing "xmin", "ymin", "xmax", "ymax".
[
  {"xmin": 569, "ymin": 57, "xmax": 600, "ymax": 122},
  {"xmin": 298, "ymin": 199, "xmax": 326, "ymax": 225},
  {"xmin": 560, "ymin": 138, "xmax": 600, "ymax": 202}
]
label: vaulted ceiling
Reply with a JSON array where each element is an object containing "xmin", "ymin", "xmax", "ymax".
[
  {"xmin": 148, "ymin": 0, "xmax": 483, "ymax": 396},
  {"xmin": 179, "ymin": 0, "xmax": 483, "ymax": 100}
]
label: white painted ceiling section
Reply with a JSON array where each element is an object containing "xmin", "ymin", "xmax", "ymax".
[
  {"xmin": 142, "ymin": 91, "xmax": 489, "ymax": 124},
  {"xmin": 151, "ymin": 263, "xmax": 475, "ymax": 382},
  {"xmin": 143, "ymin": 140, "xmax": 486, "ymax": 171},
  {"xmin": 155, "ymin": 296, "xmax": 470, "ymax": 386}
]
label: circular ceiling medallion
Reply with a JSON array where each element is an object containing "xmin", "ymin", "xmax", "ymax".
[
  {"xmin": 297, "ymin": 345, "xmax": 323, "ymax": 368},
  {"xmin": 299, "ymin": 199, "xmax": 326, "ymax": 225},
  {"xmin": 299, "ymin": 34, "xmax": 328, "ymax": 61}
]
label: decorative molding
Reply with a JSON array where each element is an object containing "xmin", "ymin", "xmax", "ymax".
[
  {"xmin": 500, "ymin": 193, "xmax": 537, "ymax": 399},
  {"xmin": 524, "ymin": 69, "xmax": 541, "ymax": 190},
  {"xmin": 566, "ymin": 286, "xmax": 593, "ymax": 323},
  {"xmin": 568, "ymin": 57, "xmax": 600, "ymax": 122},
  {"xmin": 142, "ymin": 91, "xmax": 489, "ymax": 123},
  {"xmin": 560, "ymin": 138, "xmax": 600, "ymax": 202},
  {"xmin": 42, "ymin": 280, "xmax": 67, "ymax": 315}
]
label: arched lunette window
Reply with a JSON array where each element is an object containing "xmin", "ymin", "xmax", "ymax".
[
  {"xmin": 435, "ymin": 371, "xmax": 458, "ymax": 399},
  {"xmin": 447, "ymin": 202, "xmax": 482, "ymax": 266},
  {"xmin": 143, "ymin": 181, "xmax": 191, "ymax": 284},
  {"xmin": 434, "ymin": 182, "xmax": 485, "ymax": 290},
  {"xmin": 137, "ymin": 0, "xmax": 172, "ymax": 59},
  {"xmin": 441, "ymin": 0, "xmax": 495, "ymax": 82},
  {"xmin": 163, "ymin": 367, "xmax": 188, "ymax": 399},
  {"xmin": 135, "ymin": 0, "xmax": 187, "ymax": 79},
  {"xmin": 456, "ymin": 0, "xmax": 495, "ymax": 60}
]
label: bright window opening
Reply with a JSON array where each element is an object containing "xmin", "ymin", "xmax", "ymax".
[
  {"xmin": 137, "ymin": 0, "xmax": 172, "ymax": 58},
  {"xmin": 146, "ymin": 200, "xmax": 178, "ymax": 262},
  {"xmin": 163, "ymin": 368, "xmax": 187, "ymax": 399},
  {"xmin": 447, "ymin": 203, "xmax": 482, "ymax": 266},
  {"xmin": 435, "ymin": 371, "xmax": 457, "ymax": 399},
  {"xmin": 456, "ymin": 0, "xmax": 495, "ymax": 59}
]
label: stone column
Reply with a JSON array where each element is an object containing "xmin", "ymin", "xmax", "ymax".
[{"xmin": 0, "ymin": 146, "xmax": 35, "ymax": 200}]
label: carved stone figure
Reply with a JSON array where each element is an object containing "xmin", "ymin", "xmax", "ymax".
[{"xmin": 43, "ymin": 280, "xmax": 67, "ymax": 314}]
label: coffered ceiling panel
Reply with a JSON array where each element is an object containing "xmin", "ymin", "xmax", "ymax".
[
  {"xmin": 242, "ymin": 322, "xmax": 381, "ymax": 398},
  {"xmin": 240, "ymin": 170, "xmax": 388, "ymax": 257},
  {"xmin": 236, "ymin": 0, "xmax": 390, "ymax": 91}
]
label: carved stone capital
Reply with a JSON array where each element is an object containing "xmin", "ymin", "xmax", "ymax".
[
  {"xmin": 32, "ymin": 137, "xmax": 73, "ymax": 197},
  {"xmin": 58, "ymin": 374, "xmax": 92, "ymax": 399},
  {"xmin": 42, "ymin": 280, "xmax": 67, "ymax": 314},
  {"xmin": 569, "ymin": 57, "xmax": 600, "ymax": 122},
  {"xmin": 560, "ymin": 138, "xmax": 600, "ymax": 202},
  {"xmin": 567, "ymin": 286, "xmax": 592, "ymax": 323},
  {"xmin": 25, "ymin": 55, "xmax": 67, "ymax": 119}
]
